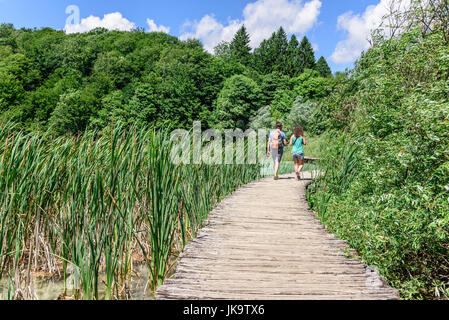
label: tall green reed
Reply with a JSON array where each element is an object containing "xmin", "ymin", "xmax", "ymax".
[{"xmin": 0, "ymin": 122, "xmax": 261, "ymax": 299}]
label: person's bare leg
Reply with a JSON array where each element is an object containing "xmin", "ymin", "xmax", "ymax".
[
  {"xmin": 298, "ymin": 159, "xmax": 304, "ymax": 179},
  {"xmin": 274, "ymin": 161, "xmax": 280, "ymax": 178},
  {"xmin": 293, "ymin": 159, "xmax": 299, "ymax": 180}
]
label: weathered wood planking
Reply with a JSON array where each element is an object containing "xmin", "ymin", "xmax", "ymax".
[{"xmin": 156, "ymin": 172, "xmax": 399, "ymax": 300}]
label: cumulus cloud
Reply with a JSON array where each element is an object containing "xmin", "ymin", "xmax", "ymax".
[
  {"xmin": 65, "ymin": 12, "xmax": 136, "ymax": 34},
  {"xmin": 180, "ymin": 15, "xmax": 241, "ymax": 53},
  {"xmin": 146, "ymin": 19, "xmax": 170, "ymax": 33},
  {"xmin": 180, "ymin": 0, "xmax": 322, "ymax": 53},
  {"xmin": 330, "ymin": 0, "xmax": 411, "ymax": 64}
]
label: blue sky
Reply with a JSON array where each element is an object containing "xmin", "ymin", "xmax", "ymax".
[{"xmin": 0, "ymin": 0, "xmax": 391, "ymax": 72}]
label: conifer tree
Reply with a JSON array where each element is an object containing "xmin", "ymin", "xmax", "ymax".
[
  {"xmin": 287, "ymin": 34, "xmax": 299, "ymax": 77},
  {"xmin": 315, "ymin": 56, "xmax": 332, "ymax": 77},
  {"xmin": 229, "ymin": 25, "xmax": 251, "ymax": 66},
  {"xmin": 273, "ymin": 27, "xmax": 289, "ymax": 73},
  {"xmin": 298, "ymin": 36, "xmax": 316, "ymax": 73},
  {"xmin": 253, "ymin": 32, "xmax": 276, "ymax": 74},
  {"xmin": 274, "ymin": 27, "xmax": 289, "ymax": 57}
]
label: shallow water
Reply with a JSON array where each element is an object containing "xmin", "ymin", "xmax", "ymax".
[{"xmin": 0, "ymin": 264, "xmax": 155, "ymax": 300}]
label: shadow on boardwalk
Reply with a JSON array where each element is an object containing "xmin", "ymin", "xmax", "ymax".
[{"xmin": 156, "ymin": 172, "xmax": 399, "ymax": 300}]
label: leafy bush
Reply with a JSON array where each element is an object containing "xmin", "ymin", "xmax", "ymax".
[
  {"xmin": 213, "ymin": 74, "xmax": 263, "ymax": 130},
  {"xmin": 284, "ymin": 96, "xmax": 318, "ymax": 133},
  {"xmin": 249, "ymin": 105, "xmax": 274, "ymax": 130},
  {"xmin": 308, "ymin": 25, "xmax": 449, "ymax": 299}
]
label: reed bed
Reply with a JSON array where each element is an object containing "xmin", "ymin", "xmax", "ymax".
[{"xmin": 0, "ymin": 123, "xmax": 261, "ymax": 300}]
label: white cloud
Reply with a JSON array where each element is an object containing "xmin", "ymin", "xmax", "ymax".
[
  {"xmin": 65, "ymin": 12, "xmax": 135, "ymax": 34},
  {"xmin": 180, "ymin": 15, "xmax": 241, "ymax": 53},
  {"xmin": 330, "ymin": 0, "xmax": 411, "ymax": 64},
  {"xmin": 180, "ymin": 0, "xmax": 322, "ymax": 53},
  {"xmin": 146, "ymin": 19, "xmax": 170, "ymax": 33}
]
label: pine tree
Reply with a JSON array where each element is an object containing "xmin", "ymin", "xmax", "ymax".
[
  {"xmin": 297, "ymin": 36, "xmax": 316, "ymax": 73},
  {"xmin": 315, "ymin": 56, "xmax": 332, "ymax": 77},
  {"xmin": 253, "ymin": 32, "xmax": 276, "ymax": 74},
  {"xmin": 273, "ymin": 27, "xmax": 289, "ymax": 73},
  {"xmin": 286, "ymin": 34, "xmax": 299, "ymax": 77},
  {"xmin": 253, "ymin": 27, "xmax": 291, "ymax": 75},
  {"xmin": 229, "ymin": 25, "xmax": 251, "ymax": 66}
]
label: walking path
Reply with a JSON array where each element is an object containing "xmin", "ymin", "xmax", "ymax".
[{"xmin": 156, "ymin": 172, "xmax": 399, "ymax": 300}]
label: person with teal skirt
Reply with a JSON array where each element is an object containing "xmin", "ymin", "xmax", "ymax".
[{"xmin": 289, "ymin": 125, "xmax": 307, "ymax": 181}]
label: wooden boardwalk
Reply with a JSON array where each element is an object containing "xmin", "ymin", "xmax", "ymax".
[{"xmin": 156, "ymin": 172, "xmax": 399, "ymax": 300}]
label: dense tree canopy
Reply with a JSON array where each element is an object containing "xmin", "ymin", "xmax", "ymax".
[
  {"xmin": 213, "ymin": 75, "xmax": 262, "ymax": 130},
  {"xmin": 0, "ymin": 23, "xmax": 330, "ymax": 134}
]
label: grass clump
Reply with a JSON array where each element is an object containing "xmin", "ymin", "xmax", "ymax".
[{"xmin": 0, "ymin": 123, "xmax": 261, "ymax": 299}]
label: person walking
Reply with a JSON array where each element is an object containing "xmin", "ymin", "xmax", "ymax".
[
  {"xmin": 290, "ymin": 125, "xmax": 307, "ymax": 181},
  {"xmin": 267, "ymin": 122, "xmax": 288, "ymax": 180}
]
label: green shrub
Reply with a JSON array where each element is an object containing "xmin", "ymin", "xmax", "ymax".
[{"xmin": 307, "ymin": 27, "xmax": 449, "ymax": 300}]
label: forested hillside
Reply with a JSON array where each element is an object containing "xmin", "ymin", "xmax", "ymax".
[{"xmin": 0, "ymin": 23, "xmax": 332, "ymax": 134}]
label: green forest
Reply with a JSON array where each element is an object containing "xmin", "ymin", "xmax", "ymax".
[
  {"xmin": 0, "ymin": 21, "xmax": 331, "ymax": 134},
  {"xmin": 0, "ymin": 0, "xmax": 448, "ymax": 300}
]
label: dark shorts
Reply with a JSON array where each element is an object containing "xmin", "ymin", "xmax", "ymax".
[
  {"xmin": 271, "ymin": 148, "xmax": 284, "ymax": 163},
  {"xmin": 292, "ymin": 153, "xmax": 305, "ymax": 160}
]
